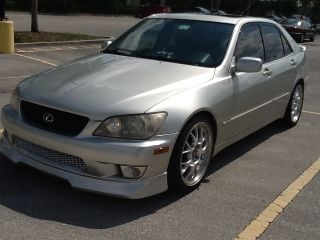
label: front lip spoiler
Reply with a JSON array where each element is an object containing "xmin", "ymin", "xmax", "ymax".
[{"xmin": 0, "ymin": 137, "xmax": 168, "ymax": 199}]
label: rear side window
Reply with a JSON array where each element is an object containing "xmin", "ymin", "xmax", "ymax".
[
  {"xmin": 235, "ymin": 24, "xmax": 265, "ymax": 61},
  {"xmin": 261, "ymin": 25, "xmax": 284, "ymax": 62},
  {"xmin": 281, "ymin": 35, "xmax": 293, "ymax": 56}
]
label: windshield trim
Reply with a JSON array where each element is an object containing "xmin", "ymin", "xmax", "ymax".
[
  {"xmin": 103, "ymin": 18, "xmax": 235, "ymax": 68},
  {"xmin": 103, "ymin": 51, "xmax": 214, "ymax": 67}
]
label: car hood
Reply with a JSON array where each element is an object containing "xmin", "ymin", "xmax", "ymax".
[{"xmin": 18, "ymin": 54, "xmax": 215, "ymax": 120}]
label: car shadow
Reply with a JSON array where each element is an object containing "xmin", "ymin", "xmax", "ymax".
[
  {"xmin": 0, "ymin": 120, "xmax": 288, "ymax": 229},
  {"xmin": 205, "ymin": 120, "xmax": 288, "ymax": 177}
]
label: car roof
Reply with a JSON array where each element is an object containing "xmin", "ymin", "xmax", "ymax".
[{"xmin": 149, "ymin": 13, "xmax": 276, "ymax": 25}]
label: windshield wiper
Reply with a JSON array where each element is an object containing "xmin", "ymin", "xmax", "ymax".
[{"xmin": 103, "ymin": 48, "xmax": 134, "ymax": 55}]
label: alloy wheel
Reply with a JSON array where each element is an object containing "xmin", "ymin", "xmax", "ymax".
[
  {"xmin": 180, "ymin": 122, "xmax": 212, "ymax": 186},
  {"xmin": 291, "ymin": 85, "xmax": 303, "ymax": 123}
]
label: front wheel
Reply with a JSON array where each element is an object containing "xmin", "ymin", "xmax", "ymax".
[
  {"xmin": 310, "ymin": 34, "xmax": 315, "ymax": 42},
  {"xmin": 168, "ymin": 116, "xmax": 214, "ymax": 192},
  {"xmin": 299, "ymin": 34, "xmax": 305, "ymax": 43},
  {"xmin": 283, "ymin": 83, "xmax": 304, "ymax": 127}
]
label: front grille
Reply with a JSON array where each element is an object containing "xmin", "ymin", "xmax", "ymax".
[
  {"xmin": 13, "ymin": 136, "xmax": 88, "ymax": 172},
  {"xmin": 20, "ymin": 101, "xmax": 89, "ymax": 137}
]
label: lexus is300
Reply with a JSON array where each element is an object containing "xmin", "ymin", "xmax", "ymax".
[{"xmin": 0, "ymin": 14, "xmax": 307, "ymax": 199}]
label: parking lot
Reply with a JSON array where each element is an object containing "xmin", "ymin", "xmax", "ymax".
[{"xmin": 0, "ymin": 38, "xmax": 319, "ymax": 240}]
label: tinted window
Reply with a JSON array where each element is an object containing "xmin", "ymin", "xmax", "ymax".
[
  {"xmin": 305, "ymin": 20, "xmax": 311, "ymax": 28},
  {"xmin": 105, "ymin": 19, "xmax": 234, "ymax": 67},
  {"xmin": 235, "ymin": 24, "xmax": 265, "ymax": 61},
  {"xmin": 281, "ymin": 35, "xmax": 293, "ymax": 56},
  {"xmin": 301, "ymin": 21, "xmax": 308, "ymax": 28},
  {"xmin": 261, "ymin": 25, "xmax": 284, "ymax": 62},
  {"xmin": 284, "ymin": 19, "xmax": 301, "ymax": 26}
]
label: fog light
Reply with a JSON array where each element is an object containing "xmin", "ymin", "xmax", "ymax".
[{"xmin": 120, "ymin": 166, "xmax": 147, "ymax": 179}]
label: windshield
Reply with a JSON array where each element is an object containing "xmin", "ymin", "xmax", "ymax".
[
  {"xmin": 284, "ymin": 19, "xmax": 302, "ymax": 26},
  {"xmin": 104, "ymin": 19, "xmax": 234, "ymax": 68}
]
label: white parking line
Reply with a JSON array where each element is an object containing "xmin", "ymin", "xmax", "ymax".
[
  {"xmin": 236, "ymin": 156, "xmax": 320, "ymax": 240},
  {"xmin": 16, "ymin": 45, "xmax": 99, "ymax": 53},
  {"xmin": 302, "ymin": 110, "xmax": 320, "ymax": 115},
  {"xmin": 0, "ymin": 75, "xmax": 30, "ymax": 80},
  {"xmin": 13, "ymin": 53, "xmax": 57, "ymax": 67}
]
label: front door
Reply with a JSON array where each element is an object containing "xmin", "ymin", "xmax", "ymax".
[{"xmin": 222, "ymin": 23, "xmax": 272, "ymax": 140}]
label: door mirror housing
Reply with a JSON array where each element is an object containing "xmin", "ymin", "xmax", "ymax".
[
  {"xmin": 235, "ymin": 57, "xmax": 263, "ymax": 73},
  {"xmin": 101, "ymin": 39, "xmax": 113, "ymax": 50}
]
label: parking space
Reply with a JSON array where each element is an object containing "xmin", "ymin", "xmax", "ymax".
[
  {"xmin": 0, "ymin": 39, "xmax": 319, "ymax": 240},
  {"xmin": 261, "ymin": 173, "xmax": 320, "ymax": 240}
]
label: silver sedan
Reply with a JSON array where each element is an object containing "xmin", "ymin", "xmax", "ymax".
[{"xmin": 0, "ymin": 14, "xmax": 307, "ymax": 199}]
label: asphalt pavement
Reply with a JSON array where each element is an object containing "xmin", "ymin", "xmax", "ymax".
[{"xmin": 0, "ymin": 38, "xmax": 319, "ymax": 240}]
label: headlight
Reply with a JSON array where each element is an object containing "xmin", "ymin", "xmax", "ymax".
[
  {"xmin": 10, "ymin": 88, "xmax": 20, "ymax": 111},
  {"xmin": 93, "ymin": 112, "xmax": 167, "ymax": 140}
]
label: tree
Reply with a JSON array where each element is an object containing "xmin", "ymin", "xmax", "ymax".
[
  {"xmin": 216, "ymin": 0, "xmax": 221, "ymax": 10},
  {"xmin": 31, "ymin": 0, "xmax": 39, "ymax": 32},
  {"xmin": 0, "ymin": 0, "xmax": 6, "ymax": 20}
]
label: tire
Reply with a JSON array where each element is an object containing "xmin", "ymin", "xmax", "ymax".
[
  {"xmin": 310, "ymin": 34, "xmax": 315, "ymax": 42},
  {"xmin": 299, "ymin": 34, "xmax": 305, "ymax": 43},
  {"xmin": 283, "ymin": 82, "xmax": 304, "ymax": 127},
  {"xmin": 168, "ymin": 115, "xmax": 215, "ymax": 192}
]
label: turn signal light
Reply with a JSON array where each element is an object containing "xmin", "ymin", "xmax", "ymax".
[{"xmin": 154, "ymin": 146, "xmax": 169, "ymax": 155}]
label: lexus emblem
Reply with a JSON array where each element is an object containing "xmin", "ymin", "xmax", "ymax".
[{"xmin": 43, "ymin": 113, "xmax": 54, "ymax": 124}]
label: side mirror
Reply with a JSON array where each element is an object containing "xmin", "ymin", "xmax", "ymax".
[
  {"xmin": 235, "ymin": 57, "xmax": 263, "ymax": 73},
  {"xmin": 101, "ymin": 39, "xmax": 113, "ymax": 50}
]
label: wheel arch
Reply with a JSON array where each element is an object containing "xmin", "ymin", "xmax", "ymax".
[
  {"xmin": 294, "ymin": 78, "xmax": 305, "ymax": 91},
  {"xmin": 175, "ymin": 109, "xmax": 218, "ymax": 149}
]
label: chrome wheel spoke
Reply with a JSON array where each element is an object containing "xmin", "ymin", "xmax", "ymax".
[
  {"xmin": 181, "ymin": 159, "xmax": 192, "ymax": 174},
  {"xmin": 185, "ymin": 141, "xmax": 193, "ymax": 151},
  {"xmin": 182, "ymin": 149, "xmax": 191, "ymax": 155},
  {"xmin": 185, "ymin": 165, "xmax": 196, "ymax": 180}
]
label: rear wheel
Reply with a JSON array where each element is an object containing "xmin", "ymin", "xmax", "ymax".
[
  {"xmin": 283, "ymin": 83, "xmax": 304, "ymax": 127},
  {"xmin": 168, "ymin": 116, "xmax": 214, "ymax": 192}
]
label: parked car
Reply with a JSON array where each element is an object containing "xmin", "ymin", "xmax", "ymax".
[
  {"xmin": 183, "ymin": 6, "xmax": 226, "ymax": 15},
  {"xmin": 183, "ymin": 6, "xmax": 212, "ymax": 14},
  {"xmin": 316, "ymin": 23, "xmax": 320, "ymax": 34},
  {"xmin": 1, "ymin": 14, "xmax": 307, "ymax": 199},
  {"xmin": 265, "ymin": 15, "xmax": 284, "ymax": 23},
  {"xmin": 136, "ymin": 4, "xmax": 172, "ymax": 18},
  {"xmin": 282, "ymin": 18, "xmax": 316, "ymax": 42},
  {"xmin": 211, "ymin": 9, "xmax": 227, "ymax": 15}
]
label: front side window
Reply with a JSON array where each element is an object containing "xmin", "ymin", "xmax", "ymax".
[
  {"xmin": 261, "ymin": 25, "xmax": 284, "ymax": 62},
  {"xmin": 235, "ymin": 24, "xmax": 265, "ymax": 61},
  {"xmin": 304, "ymin": 20, "xmax": 311, "ymax": 28},
  {"xmin": 104, "ymin": 19, "xmax": 234, "ymax": 67}
]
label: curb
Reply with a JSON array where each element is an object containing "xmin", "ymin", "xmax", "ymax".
[{"xmin": 14, "ymin": 38, "xmax": 112, "ymax": 48}]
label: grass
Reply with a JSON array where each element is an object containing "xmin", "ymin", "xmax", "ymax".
[{"xmin": 14, "ymin": 31, "xmax": 104, "ymax": 43}]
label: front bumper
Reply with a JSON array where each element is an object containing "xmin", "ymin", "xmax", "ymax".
[{"xmin": 0, "ymin": 105, "xmax": 179, "ymax": 199}]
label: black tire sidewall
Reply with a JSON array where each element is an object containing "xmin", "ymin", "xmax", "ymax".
[{"xmin": 311, "ymin": 34, "xmax": 315, "ymax": 42}]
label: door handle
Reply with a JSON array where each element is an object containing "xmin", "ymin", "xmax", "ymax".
[
  {"xmin": 263, "ymin": 68, "xmax": 272, "ymax": 77},
  {"xmin": 290, "ymin": 59, "xmax": 297, "ymax": 66}
]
